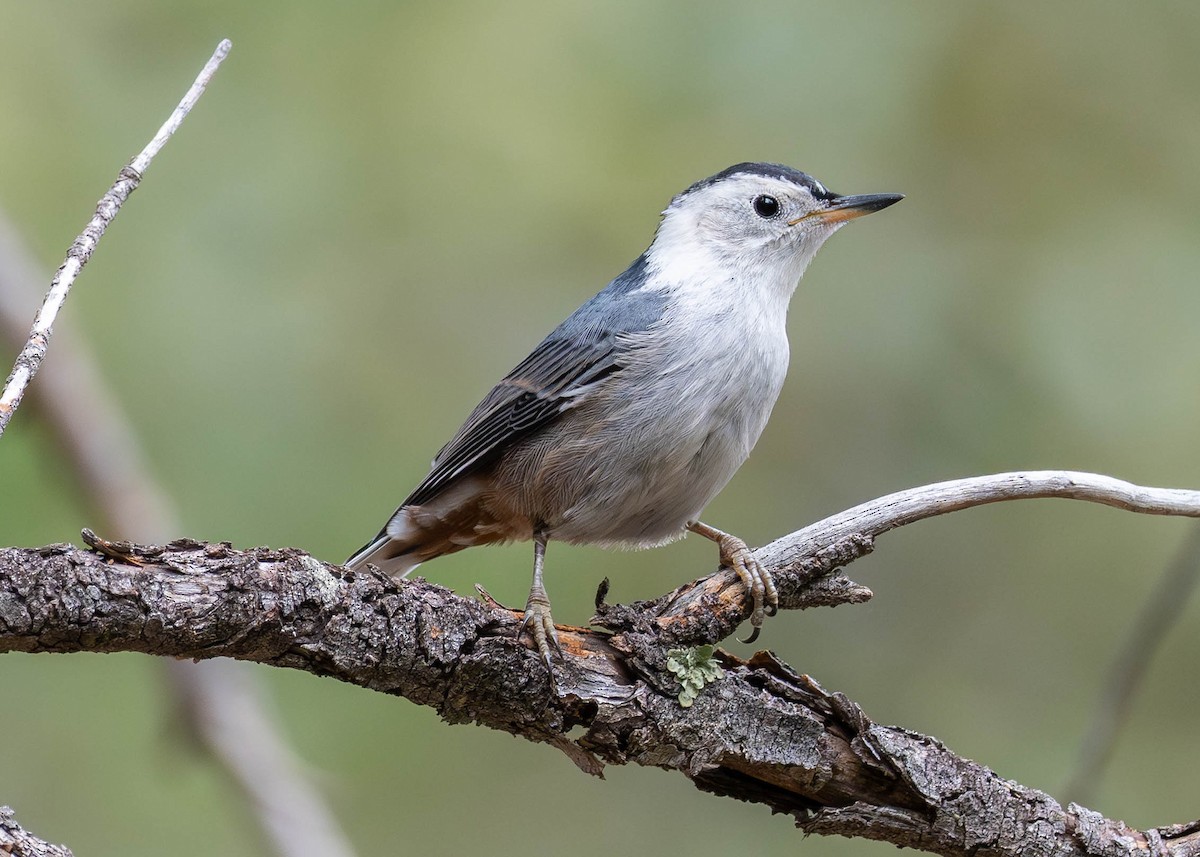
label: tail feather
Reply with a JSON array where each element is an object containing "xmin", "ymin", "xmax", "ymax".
[
  {"xmin": 345, "ymin": 529, "xmax": 422, "ymax": 578},
  {"xmin": 346, "ymin": 476, "xmax": 491, "ymax": 578}
]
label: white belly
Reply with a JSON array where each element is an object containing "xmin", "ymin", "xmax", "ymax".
[{"xmin": 540, "ymin": 305, "xmax": 790, "ymax": 546}]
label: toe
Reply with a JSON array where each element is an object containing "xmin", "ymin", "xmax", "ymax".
[{"xmin": 724, "ymin": 540, "xmax": 778, "ymax": 634}]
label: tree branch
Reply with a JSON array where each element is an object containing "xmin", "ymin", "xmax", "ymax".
[
  {"xmin": 0, "ymin": 39, "xmax": 230, "ymax": 437},
  {"xmin": 0, "ymin": 806, "xmax": 73, "ymax": 857},
  {"xmin": 765, "ymin": 470, "xmax": 1200, "ymax": 565},
  {"xmin": 4, "ymin": 469, "xmax": 1200, "ymax": 856},
  {"xmin": 0, "ymin": 207, "xmax": 359, "ymax": 857}
]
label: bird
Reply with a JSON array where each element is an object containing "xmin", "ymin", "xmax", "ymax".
[{"xmin": 347, "ymin": 162, "xmax": 902, "ymax": 674}]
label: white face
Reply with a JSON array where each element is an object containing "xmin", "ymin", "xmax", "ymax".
[
  {"xmin": 648, "ymin": 172, "xmax": 843, "ymax": 300},
  {"xmin": 674, "ymin": 172, "xmax": 842, "ymax": 252},
  {"xmin": 645, "ymin": 166, "xmax": 900, "ymax": 307}
]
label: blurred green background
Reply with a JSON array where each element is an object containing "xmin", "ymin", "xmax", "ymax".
[{"xmin": 3, "ymin": 2, "xmax": 1199, "ymax": 855}]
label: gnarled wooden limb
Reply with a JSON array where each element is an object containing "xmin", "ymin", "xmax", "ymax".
[{"xmin": 3, "ymin": 468, "xmax": 1199, "ymax": 857}]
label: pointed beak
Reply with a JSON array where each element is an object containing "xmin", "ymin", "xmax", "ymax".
[{"xmin": 788, "ymin": 192, "xmax": 904, "ymax": 226}]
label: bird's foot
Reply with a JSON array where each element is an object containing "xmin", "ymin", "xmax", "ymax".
[
  {"xmin": 721, "ymin": 538, "xmax": 779, "ymax": 643},
  {"xmin": 688, "ymin": 521, "xmax": 779, "ymax": 643},
  {"xmin": 518, "ymin": 583, "xmax": 561, "ymax": 679}
]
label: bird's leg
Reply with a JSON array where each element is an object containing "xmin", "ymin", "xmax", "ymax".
[
  {"xmin": 518, "ymin": 531, "xmax": 560, "ymax": 673},
  {"xmin": 687, "ymin": 521, "xmax": 778, "ymax": 643}
]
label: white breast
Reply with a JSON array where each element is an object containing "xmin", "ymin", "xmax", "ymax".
[{"xmin": 546, "ymin": 279, "xmax": 791, "ymax": 547}]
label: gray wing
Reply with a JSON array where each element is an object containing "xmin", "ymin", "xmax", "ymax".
[
  {"xmin": 402, "ymin": 254, "xmax": 662, "ymax": 509},
  {"xmin": 403, "ymin": 332, "xmax": 618, "ymax": 507}
]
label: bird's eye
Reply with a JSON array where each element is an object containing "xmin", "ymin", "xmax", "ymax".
[{"xmin": 752, "ymin": 195, "xmax": 780, "ymax": 219}]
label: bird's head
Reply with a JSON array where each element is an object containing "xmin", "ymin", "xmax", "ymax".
[{"xmin": 647, "ymin": 163, "xmax": 902, "ymax": 300}]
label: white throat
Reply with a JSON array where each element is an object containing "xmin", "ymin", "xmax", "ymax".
[{"xmin": 644, "ymin": 214, "xmax": 842, "ymax": 319}]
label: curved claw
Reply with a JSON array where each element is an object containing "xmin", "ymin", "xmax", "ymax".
[
  {"xmin": 738, "ymin": 625, "xmax": 762, "ymax": 645},
  {"xmin": 688, "ymin": 521, "xmax": 780, "ymax": 642},
  {"xmin": 518, "ymin": 598, "xmax": 560, "ymax": 667}
]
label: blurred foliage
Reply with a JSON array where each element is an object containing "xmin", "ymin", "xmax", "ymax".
[{"xmin": 2, "ymin": 2, "xmax": 1199, "ymax": 855}]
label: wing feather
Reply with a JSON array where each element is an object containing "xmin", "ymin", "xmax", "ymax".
[
  {"xmin": 403, "ymin": 254, "xmax": 661, "ymax": 508},
  {"xmin": 348, "ymin": 253, "xmax": 664, "ymax": 563},
  {"xmin": 348, "ymin": 253, "xmax": 667, "ymax": 564},
  {"xmin": 404, "ymin": 334, "xmax": 617, "ymax": 507}
]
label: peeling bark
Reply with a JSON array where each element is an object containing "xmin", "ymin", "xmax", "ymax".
[{"xmin": 1, "ymin": 536, "xmax": 1196, "ymax": 857}]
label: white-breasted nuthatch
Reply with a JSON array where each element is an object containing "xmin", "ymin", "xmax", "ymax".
[{"xmin": 347, "ymin": 162, "xmax": 902, "ymax": 671}]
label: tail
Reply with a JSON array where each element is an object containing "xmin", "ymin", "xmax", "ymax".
[
  {"xmin": 348, "ymin": 478, "xmax": 488, "ymax": 576},
  {"xmin": 345, "ymin": 526, "xmax": 423, "ymax": 578}
]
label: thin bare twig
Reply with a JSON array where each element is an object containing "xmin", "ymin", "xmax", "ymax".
[
  {"xmin": 0, "ymin": 42, "xmax": 357, "ymax": 857},
  {"xmin": 758, "ymin": 470, "xmax": 1200, "ymax": 572},
  {"xmin": 1065, "ymin": 524, "xmax": 1200, "ymax": 803},
  {"xmin": 592, "ymin": 471, "xmax": 1200, "ymax": 649},
  {"xmin": 0, "ymin": 39, "xmax": 231, "ymax": 437}
]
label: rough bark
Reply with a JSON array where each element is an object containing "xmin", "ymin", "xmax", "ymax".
[
  {"xmin": 0, "ymin": 806, "xmax": 74, "ymax": 857},
  {"xmin": 2, "ymin": 533, "xmax": 1197, "ymax": 857}
]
